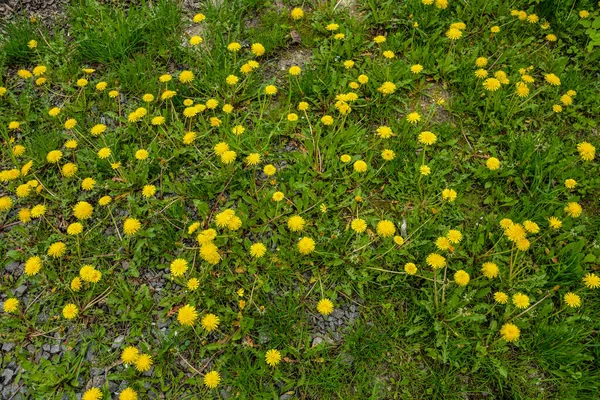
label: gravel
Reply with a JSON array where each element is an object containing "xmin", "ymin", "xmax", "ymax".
[{"xmin": 0, "ymin": 0, "xmax": 68, "ymax": 21}]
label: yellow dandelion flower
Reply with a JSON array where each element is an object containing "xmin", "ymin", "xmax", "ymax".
[
  {"xmin": 178, "ymin": 304, "xmax": 198, "ymax": 326},
  {"xmin": 512, "ymin": 293, "xmax": 530, "ymax": 309},
  {"xmin": 317, "ymin": 298, "xmax": 334, "ymax": 315},
  {"xmin": 298, "ymin": 237, "xmax": 315, "ymax": 255},
  {"xmin": 494, "ymin": 291, "xmax": 508, "ymax": 304},
  {"xmin": 564, "ymin": 292, "xmax": 581, "ymax": 308},
  {"xmin": 134, "ymin": 354, "xmax": 152, "ymax": 372},
  {"xmin": 265, "ymin": 349, "xmax": 281, "ymax": 367},
  {"xmin": 201, "ymin": 313, "xmax": 220, "ymax": 331},
  {"xmin": 500, "ymin": 323, "xmax": 520, "ymax": 342}
]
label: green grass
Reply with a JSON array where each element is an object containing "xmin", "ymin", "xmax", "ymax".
[
  {"xmin": 1, "ymin": 0, "xmax": 600, "ymax": 399},
  {"xmin": 0, "ymin": 15, "xmax": 38, "ymax": 66}
]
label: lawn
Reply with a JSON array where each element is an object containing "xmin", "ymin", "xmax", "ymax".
[{"xmin": 1, "ymin": 0, "xmax": 600, "ymax": 399}]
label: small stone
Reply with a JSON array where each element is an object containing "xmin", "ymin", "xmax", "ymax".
[
  {"xmin": 5, "ymin": 262, "xmax": 22, "ymax": 274},
  {"xmin": 50, "ymin": 344, "xmax": 61, "ymax": 354},
  {"xmin": 108, "ymin": 381, "xmax": 119, "ymax": 393},
  {"xmin": 112, "ymin": 335, "xmax": 125, "ymax": 349},
  {"xmin": 2, "ymin": 342, "xmax": 15, "ymax": 352},
  {"xmin": 86, "ymin": 347, "xmax": 95, "ymax": 362},
  {"xmin": 2, "ymin": 368, "xmax": 14, "ymax": 385},
  {"xmin": 157, "ymin": 320, "xmax": 168, "ymax": 329},
  {"xmin": 311, "ymin": 336, "xmax": 323, "ymax": 347},
  {"xmin": 258, "ymin": 332, "xmax": 270, "ymax": 344},
  {"xmin": 14, "ymin": 285, "xmax": 27, "ymax": 296}
]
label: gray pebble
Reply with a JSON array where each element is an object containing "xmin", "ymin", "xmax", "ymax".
[
  {"xmin": 5, "ymin": 262, "xmax": 22, "ymax": 274},
  {"xmin": 14, "ymin": 285, "xmax": 27, "ymax": 296},
  {"xmin": 2, "ymin": 368, "xmax": 14, "ymax": 385},
  {"xmin": 112, "ymin": 335, "xmax": 125, "ymax": 349},
  {"xmin": 157, "ymin": 320, "xmax": 169, "ymax": 329},
  {"xmin": 258, "ymin": 332, "xmax": 270, "ymax": 344},
  {"xmin": 2, "ymin": 342, "xmax": 15, "ymax": 352},
  {"xmin": 86, "ymin": 347, "xmax": 95, "ymax": 362}
]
